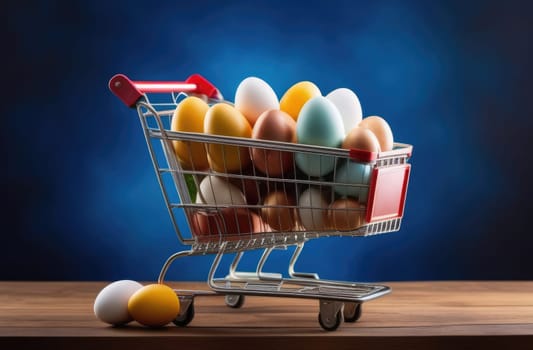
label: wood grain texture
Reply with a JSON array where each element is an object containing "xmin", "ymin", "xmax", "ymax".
[{"xmin": 1, "ymin": 281, "xmax": 533, "ymax": 349}]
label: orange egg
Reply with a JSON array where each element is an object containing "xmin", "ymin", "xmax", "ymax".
[
  {"xmin": 280, "ymin": 81, "xmax": 321, "ymax": 121},
  {"xmin": 251, "ymin": 110, "xmax": 297, "ymax": 177},
  {"xmin": 261, "ymin": 191, "xmax": 296, "ymax": 231},
  {"xmin": 127, "ymin": 284, "xmax": 180, "ymax": 328},
  {"xmin": 171, "ymin": 96, "xmax": 209, "ymax": 170},
  {"xmin": 328, "ymin": 198, "xmax": 366, "ymax": 231},
  {"xmin": 204, "ymin": 103, "xmax": 252, "ymax": 172},
  {"xmin": 359, "ymin": 116, "xmax": 394, "ymax": 151},
  {"xmin": 342, "ymin": 126, "xmax": 381, "ymax": 152}
]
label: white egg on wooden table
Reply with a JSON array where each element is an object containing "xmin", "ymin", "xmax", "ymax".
[{"xmin": 94, "ymin": 280, "xmax": 143, "ymax": 326}]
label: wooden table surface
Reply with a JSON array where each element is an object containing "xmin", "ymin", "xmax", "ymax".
[{"xmin": 1, "ymin": 281, "xmax": 532, "ymax": 349}]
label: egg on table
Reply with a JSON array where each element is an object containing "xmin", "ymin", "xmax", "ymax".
[
  {"xmin": 171, "ymin": 96, "xmax": 209, "ymax": 170},
  {"xmin": 235, "ymin": 77, "xmax": 279, "ymax": 126},
  {"xmin": 326, "ymin": 88, "xmax": 362, "ymax": 134},
  {"xmin": 295, "ymin": 96, "xmax": 345, "ymax": 177},
  {"xmin": 204, "ymin": 103, "xmax": 252, "ymax": 172},
  {"xmin": 359, "ymin": 116, "xmax": 394, "ymax": 152},
  {"xmin": 128, "ymin": 284, "xmax": 180, "ymax": 327},
  {"xmin": 251, "ymin": 109, "xmax": 297, "ymax": 177},
  {"xmin": 280, "ymin": 81, "xmax": 321, "ymax": 121},
  {"xmin": 94, "ymin": 280, "xmax": 143, "ymax": 326}
]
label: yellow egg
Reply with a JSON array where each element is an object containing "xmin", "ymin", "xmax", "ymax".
[
  {"xmin": 127, "ymin": 284, "xmax": 180, "ymax": 327},
  {"xmin": 280, "ymin": 81, "xmax": 321, "ymax": 121},
  {"xmin": 171, "ymin": 96, "xmax": 209, "ymax": 170},
  {"xmin": 204, "ymin": 103, "xmax": 252, "ymax": 172}
]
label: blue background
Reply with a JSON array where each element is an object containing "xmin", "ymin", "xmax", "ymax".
[{"xmin": 4, "ymin": 0, "xmax": 532, "ymax": 282}]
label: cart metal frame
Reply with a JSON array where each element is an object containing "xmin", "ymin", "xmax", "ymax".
[{"xmin": 109, "ymin": 73, "xmax": 412, "ymax": 331}]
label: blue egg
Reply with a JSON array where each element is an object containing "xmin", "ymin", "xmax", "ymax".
[
  {"xmin": 295, "ymin": 96, "xmax": 345, "ymax": 177},
  {"xmin": 333, "ymin": 161, "xmax": 372, "ymax": 202},
  {"xmin": 295, "ymin": 153, "xmax": 338, "ymax": 178}
]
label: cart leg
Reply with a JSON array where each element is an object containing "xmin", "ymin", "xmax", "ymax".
[
  {"xmin": 289, "ymin": 243, "xmax": 319, "ymax": 280},
  {"xmin": 257, "ymin": 247, "xmax": 282, "ymax": 281},
  {"xmin": 227, "ymin": 248, "xmax": 283, "ymax": 281},
  {"xmin": 158, "ymin": 250, "xmax": 194, "ymax": 284},
  {"xmin": 318, "ymin": 299, "xmax": 343, "ymax": 331},
  {"xmin": 228, "ymin": 251, "xmax": 244, "ymax": 280}
]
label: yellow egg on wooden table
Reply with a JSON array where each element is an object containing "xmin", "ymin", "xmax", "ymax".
[{"xmin": 127, "ymin": 284, "xmax": 180, "ymax": 328}]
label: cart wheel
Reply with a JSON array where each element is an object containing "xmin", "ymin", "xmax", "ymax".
[
  {"xmin": 343, "ymin": 302, "xmax": 362, "ymax": 323},
  {"xmin": 318, "ymin": 310, "xmax": 342, "ymax": 331},
  {"xmin": 173, "ymin": 301, "xmax": 195, "ymax": 327},
  {"xmin": 225, "ymin": 294, "xmax": 245, "ymax": 308}
]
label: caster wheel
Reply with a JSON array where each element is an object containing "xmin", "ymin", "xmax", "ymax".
[
  {"xmin": 173, "ymin": 302, "xmax": 195, "ymax": 327},
  {"xmin": 343, "ymin": 303, "xmax": 362, "ymax": 323},
  {"xmin": 318, "ymin": 310, "xmax": 342, "ymax": 331},
  {"xmin": 225, "ymin": 294, "xmax": 245, "ymax": 308}
]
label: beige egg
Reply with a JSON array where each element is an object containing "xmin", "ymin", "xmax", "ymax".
[
  {"xmin": 196, "ymin": 176, "xmax": 246, "ymax": 206},
  {"xmin": 298, "ymin": 188, "xmax": 330, "ymax": 231},
  {"xmin": 328, "ymin": 198, "xmax": 365, "ymax": 231},
  {"xmin": 359, "ymin": 116, "xmax": 394, "ymax": 151},
  {"xmin": 342, "ymin": 126, "xmax": 381, "ymax": 152}
]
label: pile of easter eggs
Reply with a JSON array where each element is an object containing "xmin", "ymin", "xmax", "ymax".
[
  {"xmin": 171, "ymin": 77, "xmax": 395, "ymax": 237},
  {"xmin": 94, "ymin": 280, "xmax": 181, "ymax": 328}
]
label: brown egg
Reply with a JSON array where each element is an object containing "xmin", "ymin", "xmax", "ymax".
[
  {"xmin": 228, "ymin": 166, "xmax": 266, "ymax": 205},
  {"xmin": 359, "ymin": 116, "xmax": 394, "ymax": 151},
  {"xmin": 261, "ymin": 191, "xmax": 297, "ymax": 232},
  {"xmin": 328, "ymin": 198, "xmax": 366, "ymax": 231},
  {"xmin": 189, "ymin": 208, "xmax": 263, "ymax": 240},
  {"xmin": 342, "ymin": 126, "xmax": 381, "ymax": 152},
  {"xmin": 251, "ymin": 110, "xmax": 297, "ymax": 177}
]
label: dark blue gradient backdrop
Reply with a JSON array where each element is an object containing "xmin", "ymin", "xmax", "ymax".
[{"xmin": 4, "ymin": 0, "xmax": 532, "ymax": 281}]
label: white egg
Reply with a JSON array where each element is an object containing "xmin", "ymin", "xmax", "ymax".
[
  {"xmin": 326, "ymin": 88, "xmax": 362, "ymax": 134},
  {"xmin": 298, "ymin": 188, "xmax": 329, "ymax": 231},
  {"xmin": 94, "ymin": 280, "xmax": 143, "ymax": 326},
  {"xmin": 333, "ymin": 161, "xmax": 372, "ymax": 202},
  {"xmin": 235, "ymin": 77, "xmax": 279, "ymax": 126},
  {"xmin": 196, "ymin": 176, "xmax": 246, "ymax": 206}
]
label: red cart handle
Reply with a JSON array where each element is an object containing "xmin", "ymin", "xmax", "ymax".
[{"xmin": 109, "ymin": 73, "xmax": 222, "ymax": 107}]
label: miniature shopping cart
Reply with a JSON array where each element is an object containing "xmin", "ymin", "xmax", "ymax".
[{"xmin": 109, "ymin": 73, "xmax": 412, "ymax": 331}]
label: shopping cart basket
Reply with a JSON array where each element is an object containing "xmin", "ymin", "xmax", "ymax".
[{"xmin": 109, "ymin": 73, "xmax": 412, "ymax": 331}]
